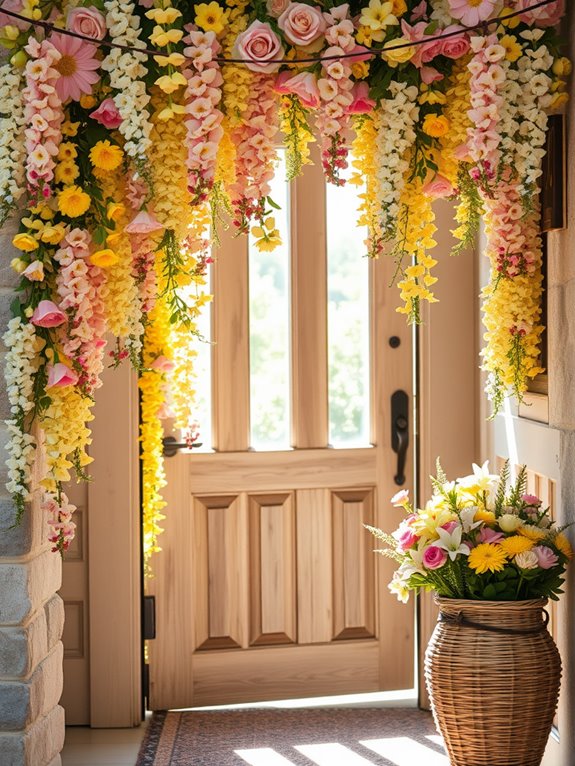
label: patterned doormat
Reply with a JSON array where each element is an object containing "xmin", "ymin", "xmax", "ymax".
[{"xmin": 136, "ymin": 707, "xmax": 447, "ymax": 766}]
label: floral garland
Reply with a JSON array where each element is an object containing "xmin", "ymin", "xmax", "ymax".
[{"xmin": 0, "ymin": 0, "xmax": 568, "ymax": 566}]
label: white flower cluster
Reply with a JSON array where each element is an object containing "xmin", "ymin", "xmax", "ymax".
[
  {"xmin": 511, "ymin": 36, "xmax": 553, "ymax": 198},
  {"xmin": 3, "ymin": 318, "xmax": 38, "ymax": 505},
  {"xmin": 101, "ymin": 0, "xmax": 152, "ymax": 161},
  {"xmin": 0, "ymin": 64, "xmax": 26, "ymax": 224},
  {"xmin": 374, "ymin": 81, "xmax": 419, "ymax": 240}
]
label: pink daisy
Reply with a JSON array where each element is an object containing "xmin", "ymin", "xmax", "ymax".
[
  {"xmin": 448, "ymin": 0, "xmax": 497, "ymax": 27},
  {"xmin": 49, "ymin": 32, "xmax": 100, "ymax": 103}
]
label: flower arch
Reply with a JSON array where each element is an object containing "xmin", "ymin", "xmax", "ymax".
[{"xmin": 0, "ymin": 0, "xmax": 567, "ymax": 564}]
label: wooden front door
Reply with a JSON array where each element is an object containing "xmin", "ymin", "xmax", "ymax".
[{"xmin": 147, "ymin": 152, "xmax": 415, "ymax": 710}]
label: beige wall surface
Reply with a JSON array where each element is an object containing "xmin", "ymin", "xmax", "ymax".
[{"xmin": 543, "ymin": 9, "xmax": 575, "ymax": 763}]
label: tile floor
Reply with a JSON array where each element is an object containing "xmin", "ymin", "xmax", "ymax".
[{"xmin": 61, "ymin": 724, "xmax": 147, "ymax": 766}]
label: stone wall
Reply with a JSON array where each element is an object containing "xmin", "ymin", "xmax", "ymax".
[{"xmin": 0, "ymin": 217, "xmax": 65, "ymax": 766}]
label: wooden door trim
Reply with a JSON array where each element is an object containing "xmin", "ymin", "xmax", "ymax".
[
  {"xmin": 87, "ymin": 361, "xmax": 142, "ymax": 727},
  {"xmin": 417, "ymin": 202, "xmax": 480, "ymax": 708}
]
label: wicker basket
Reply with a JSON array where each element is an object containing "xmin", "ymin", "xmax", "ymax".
[{"xmin": 425, "ymin": 598, "xmax": 561, "ymax": 766}]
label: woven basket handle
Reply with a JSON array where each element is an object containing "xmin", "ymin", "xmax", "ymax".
[{"xmin": 439, "ymin": 608, "xmax": 550, "ymax": 635}]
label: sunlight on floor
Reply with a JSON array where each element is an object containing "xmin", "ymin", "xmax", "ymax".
[
  {"xmin": 235, "ymin": 736, "xmax": 448, "ymax": 766},
  {"xmin": 183, "ymin": 688, "xmax": 418, "ymax": 712}
]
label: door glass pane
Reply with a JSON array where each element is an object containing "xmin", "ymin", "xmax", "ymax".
[
  {"xmin": 326, "ymin": 174, "xmax": 370, "ymax": 447},
  {"xmin": 249, "ymin": 151, "xmax": 291, "ymax": 450}
]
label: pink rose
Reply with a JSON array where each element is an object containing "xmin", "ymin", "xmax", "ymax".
[
  {"xmin": 278, "ymin": 2, "xmax": 327, "ymax": 47},
  {"xmin": 521, "ymin": 494, "xmax": 541, "ymax": 507},
  {"xmin": 266, "ymin": 0, "xmax": 290, "ymax": 18},
  {"xmin": 47, "ymin": 363, "xmax": 79, "ymax": 388},
  {"xmin": 125, "ymin": 211, "xmax": 164, "ymax": 234},
  {"xmin": 90, "ymin": 98, "xmax": 123, "ymax": 129},
  {"xmin": 347, "ymin": 82, "xmax": 376, "ymax": 114},
  {"xmin": 401, "ymin": 20, "xmax": 442, "ymax": 67},
  {"xmin": 441, "ymin": 520, "xmax": 458, "ymax": 534},
  {"xmin": 421, "ymin": 66, "xmax": 444, "ymax": 85},
  {"xmin": 392, "ymin": 520, "xmax": 418, "ymax": 552},
  {"xmin": 233, "ymin": 20, "xmax": 284, "ymax": 74},
  {"xmin": 67, "ymin": 6, "xmax": 106, "ymax": 40},
  {"xmin": 422, "ymin": 174, "xmax": 455, "ymax": 199},
  {"xmin": 276, "ymin": 71, "xmax": 320, "ymax": 108},
  {"xmin": 533, "ymin": 546, "xmax": 559, "ymax": 569},
  {"xmin": 30, "ymin": 300, "xmax": 67, "ymax": 328},
  {"xmin": 441, "ymin": 26, "xmax": 470, "ymax": 60},
  {"xmin": 518, "ymin": 0, "xmax": 564, "ymax": 27},
  {"xmin": 423, "ymin": 545, "xmax": 448, "ymax": 570}
]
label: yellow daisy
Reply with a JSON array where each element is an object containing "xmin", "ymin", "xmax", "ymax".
[
  {"xmin": 467, "ymin": 543, "xmax": 507, "ymax": 575},
  {"xmin": 57, "ymin": 185, "xmax": 91, "ymax": 218},
  {"xmin": 554, "ymin": 532, "xmax": 573, "ymax": 559},
  {"xmin": 518, "ymin": 525, "xmax": 547, "ymax": 542},
  {"xmin": 474, "ymin": 509, "xmax": 496, "ymax": 526},
  {"xmin": 89, "ymin": 140, "xmax": 124, "ymax": 171},
  {"xmin": 499, "ymin": 535, "xmax": 534, "ymax": 557}
]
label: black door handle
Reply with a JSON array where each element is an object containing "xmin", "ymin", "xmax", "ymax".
[
  {"xmin": 162, "ymin": 436, "xmax": 203, "ymax": 457},
  {"xmin": 391, "ymin": 390, "xmax": 409, "ymax": 486}
]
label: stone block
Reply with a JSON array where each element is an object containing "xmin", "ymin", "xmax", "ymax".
[
  {"xmin": 0, "ymin": 495, "xmax": 43, "ymax": 558},
  {"xmin": 0, "ymin": 219, "xmax": 21, "ymax": 290},
  {"xmin": 0, "ymin": 609, "xmax": 48, "ymax": 679},
  {"xmin": 0, "ymin": 549, "xmax": 61, "ymax": 625},
  {"xmin": 0, "ymin": 290, "xmax": 15, "ymax": 352},
  {"xmin": 0, "ymin": 704, "xmax": 65, "ymax": 766},
  {"xmin": 44, "ymin": 596, "xmax": 64, "ymax": 651},
  {"xmin": 0, "ymin": 642, "xmax": 63, "ymax": 730}
]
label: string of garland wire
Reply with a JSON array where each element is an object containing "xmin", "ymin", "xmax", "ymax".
[{"xmin": 0, "ymin": 0, "xmax": 558, "ymax": 66}]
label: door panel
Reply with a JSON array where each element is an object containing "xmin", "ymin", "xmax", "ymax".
[{"xmin": 147, "ymin": 149, "xmax": 415, "ymax": 709}]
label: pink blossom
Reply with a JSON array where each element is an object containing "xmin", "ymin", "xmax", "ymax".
[
  {"xmin": 422, "ymin": 174, "xmax": 454, "ymax": 199},
  {"xmin": 125, "ymin": 211, "xmax": 164, "ymax": 234},
  {"xmin": 420, "ymin": 66, "xmax": 444, "ymax": 84},
  {"xmin": 517, "ymin": 0, "xmax": 564, "ymax": 27},
  {"xmin": 278, "ymin": 71, "xmax": 321, "ymax": 108},
  {"xmin": 47, "ymin": 362, "xmax": 79, "ymax": 388},
  {"xmin": 410, "ymin": 0, "xmax": 427, "ymax": 21},
  {"xmin": 401, "ymin": 20, "xmax": 442, "ymax": 67},
  {"xmin": 533, "ymin": 546, "xmax": 559, "ymax": 569},
  {"xmin": 522, "ymin": 494, "xmax": 542, "ymax": 507},
  {"xmin": 423, "ymin": 545, "xmax": 448, "ymax": 570},
  {"xmin": 49, "ymin": 32, "xmax": 100, "ymax": 103},
  {"xmin": 150, "ymin": 355, "xmax": 176, "ymax": 373},
  {"xmin": 233, "ymin": 20, "xmax": 284, "ymax": 74},
  {"xmin": 90, "ymin": 98, "xmax": 123, "ymax": 129},
  {"xmin": 478, "ymin": 527, "xmax": 504, "ymax": 544},
  {"xmin": 347, "ymin": 44, "xmax": 372, "ymax": 63},
  {"xmin": 157, "ymin": 402, "xmax": 177, "ymax": 420},
  {"xmin": 391, "ymin": 489, "xmax": 409, "ymax": 506},
  {"xmin": 448, "ymin": 0, "xmax": 497, "ymax": 27},
  {"xmin": 278, "ymin": 2, "xmax": 327, "ymax": 47},
  {"xmin": 441, "ymin": 520, "xmax": 459, "ymax": 534},
  {"xmin": 441, "ymin": 26, "xmax": 470, "ymax": 60},
  {"xmin": 67, "ymin": 7, "xmax": 106, "ymax": 40},
  {"xmin": 347, "ymin": 82, "xmax": 375, "ymax": 114},
  {"xmin": 31, "ymin": 300, "xmax": 67, "ymax": 327},
  {"xmin": 22, "ymin": 260, "xmax": 45, "ymax": 281},
  {"xmin": 0, "ymin": 0, "xmax": 30, "ymax": 30},
  {"xmin": 266, "ymin": 0, "xmax": 290, "ymax": 17},
  {"xmin": 392, "ymin": 520, "xmax": 418, "ymax": 551}
]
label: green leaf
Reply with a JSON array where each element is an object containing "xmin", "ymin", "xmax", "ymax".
[{"xmin": 266, "ymin": 196, "xmax": 281, "ymax": 210}]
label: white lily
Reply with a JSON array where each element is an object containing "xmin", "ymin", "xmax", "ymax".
[
  {"xmin": 459, "ymin": 507, "xmax": 482, "ymax": 534},
  {"xmin": 435, "ymin": 525, "xmax": 471, "ymax": 561},
  {"xmin": 398, "ymin": 543, "xmax": 426, "ymax": 577}
]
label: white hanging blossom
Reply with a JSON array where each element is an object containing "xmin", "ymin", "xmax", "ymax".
[
  {"xmin": 374, "ymin": 81, "xmax": 419, "ymax": 240},
  {"xmin": 3, "ymin": 318, "xmax": 38, "ymax": 515},
  {"xmin": 0, "ymin": 63, "xmax": 26, "ymax": 225},
  {"xmin": 101, "ymin": 0, "xmax": 152, "ymax": 164}
]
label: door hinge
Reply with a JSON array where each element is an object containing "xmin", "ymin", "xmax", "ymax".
[{"xmin": 143, "ymin": 595, "xmax": 156, "ymax": 640}]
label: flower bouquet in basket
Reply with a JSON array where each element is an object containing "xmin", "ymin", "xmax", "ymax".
[
  {"xmin": 367, "ymin": 460, "xmax": 572, "ymax": 766},
  {"xmin": 368, "ymin": 460, "xmax": 571, "ymax": 603}
]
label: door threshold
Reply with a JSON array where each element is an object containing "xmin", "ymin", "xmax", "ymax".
[{"xmin": 173, "ymin": 689, "xmax": 418, "ymax": 712}]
